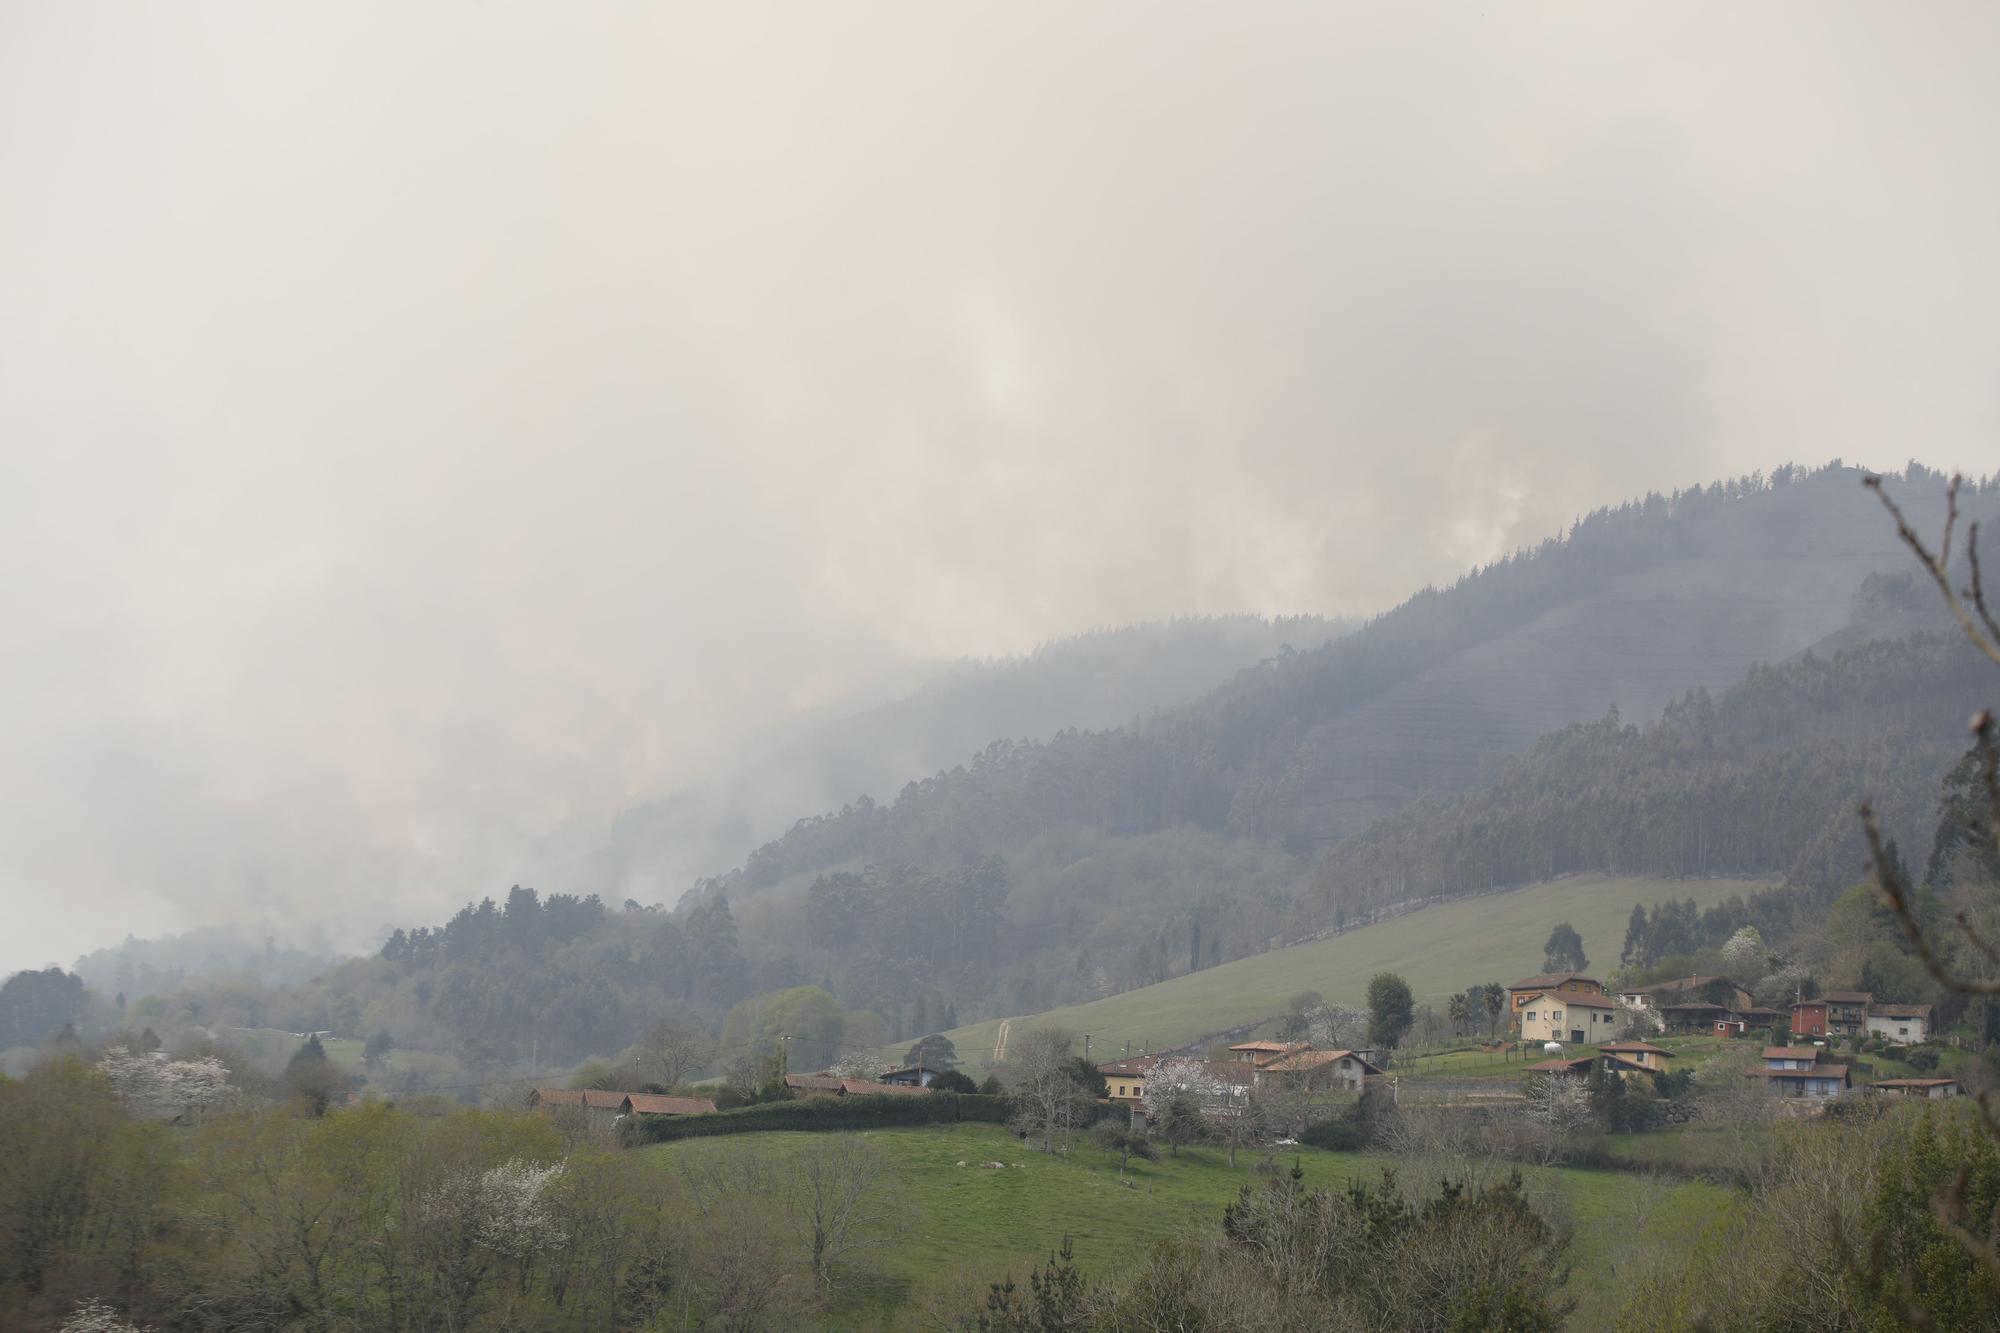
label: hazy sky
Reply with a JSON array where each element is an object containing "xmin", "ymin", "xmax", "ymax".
[{"xmin": 3, "ymin": 4, "xmax": 1998, "ymax": 972}]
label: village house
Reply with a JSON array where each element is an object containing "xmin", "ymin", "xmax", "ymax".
[
  {"xmin": 1789, "ymin": 1000, "xmax": 1830, "ymax": 1039},
  {"xmin": 1655, "ymin": 1001, "xmax": 1729, "ymax": 1034},
  {"xmin": 1525, "ymin": 1049, "xmax": 1657, "ymax": 1081},
  {"xmin": 1761, "ymin": 1064, "xmax": 1850, "ymax": 1098},
  {"xmin": 1516, "ymin": 990, "xmax": 1619, "ymax": 1045},
  {"xmin": 879, "ymin": 1066, "xmax": 940, "ymax": 1087},
  {"xmin": 1864, "ymin": 1003, "xmax": 1932, "ymax": 1046},
  {"xmin": 1227, "ymin": 1040, "xmax": 1298, "ymax": 1064},
  {"xmin": 1822, "ymin": 991, "xmax": 1873, "ymax": 1036},
  {"xmin": 1762, "ymin": 1046, "xmax": 1822, "ymax": 1072},
  {"xmin": 1506, "ymin": 973, "xmax": 1605, "ymax": 1031},
  {"xmin": 1253, "ymin": 1048, "xmax": 1383, "ymax": 1093},
  {"xmin": 526, "ymin": 1087, "xmax": 630, "ymax": 1129},
  {"xmin": 1870, "ymin": 1077, "xmax": 1961, "ymax": 1099},
  {"xmin": 1597, "ymin": 1041, "xmax": 1673, "ymax": 1072},
  {"xmin": 783, "ymin": 1073, "xmax": 847, "ymax": 1097},
  {"xmin": 834, "ymin": 1078, "xmax": 932, "ymax": 1097},
  {"xmin": 1097, "ymin": 1056, "xmax": 1156, "ymax": 1105}
]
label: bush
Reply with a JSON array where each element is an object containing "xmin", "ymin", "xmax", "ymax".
[
  {"xmin": 1301, "ymin": 1117, "xmax": 1368, "ymax": 1152},
  {"xmin": 928, "ymin": 1069, "xmax": 979, "ymax": 1094},
  {"xmin": 623, "ymin": 1093, "xmax": 1010, "ymax": 1144},
  {"xmin": 1905, "ymin": 1046, "xmax": 1940, "ymax": 1071}
]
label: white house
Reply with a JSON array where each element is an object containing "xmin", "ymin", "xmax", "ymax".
[
  {"xmin": 1516, "ymin": 992, "xmax": 1619, "ymax": 1045},
  {"xmin": 1864, "ymin": 1003, "xmax": 1931, "ymax": 1046}
]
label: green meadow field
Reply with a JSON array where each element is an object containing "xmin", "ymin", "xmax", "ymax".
[
  {"xmin": 929, "ymin": 874, "xmax": 1772, "ymax": 1068},
  {"xmin": 638, "ymin": 1121, "xmax": 1742, "ymax": 1330}
]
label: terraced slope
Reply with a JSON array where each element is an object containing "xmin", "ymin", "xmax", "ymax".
[{"xmin": 930, "ymin": 874, "xmax": 1767, "ymax": 1067}]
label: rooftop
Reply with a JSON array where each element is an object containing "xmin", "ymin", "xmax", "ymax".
[
  {"xmin": 624, "ymin": 1094, "xmax": 717, "ymax": 1116},
  {"xmin": 531, "ymin": 1088, "xmax": 627, "ymax": 1109},
  {"xmin": 1258, "ymin": 1048, "xmax": 1382, "ymax": 1075},
  {"xmin": 1872, "ymin": 1078, "xmax": 1960, "ymax": 1089},
  {"xmin": 1508, "ymin": 972, "xmax": 1600, "ymax": 991},
  {"xmin": 838, "ymin": 1079, "xmax": 933, "ymax": 1096}
]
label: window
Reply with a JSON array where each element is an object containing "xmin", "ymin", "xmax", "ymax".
[{"xmin": 1525, "ymin": 1011, "xmax": 1536, "ymax": 1021}]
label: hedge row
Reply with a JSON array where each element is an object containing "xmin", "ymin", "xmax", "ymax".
[{"xmin": 624, "ymin": 1092, "xmax": 1012, "ymax": 1144}]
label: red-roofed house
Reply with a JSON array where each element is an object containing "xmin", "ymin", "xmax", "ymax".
[{"xmin": 1253, "ymin": 1048, "xmax": 1383, "ymax": 1093}]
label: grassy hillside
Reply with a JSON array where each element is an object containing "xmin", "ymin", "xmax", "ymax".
[
  {"xmin": 639, "ymin": 1121, "xmax": 1739, "ymax": 1329},
  {"xmin": 931, "ymin": 874, "xmax": 1768, "ymax": 1065}
]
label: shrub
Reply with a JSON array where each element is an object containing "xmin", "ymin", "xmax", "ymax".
[
  {"xmin": 1301, "ymin": 1117, "xmax": 1367, "ymax": 1152},
  {"xmin": 928, "ymin": 1069, "xmax": 979, "ymax": 1094},
  {"xmin": 1905, "ymin": 1047, "xmax": 1940, "ymax": 1071}
]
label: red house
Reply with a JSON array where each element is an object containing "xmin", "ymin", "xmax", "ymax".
[{"xmin": 1791, "ymin": 1000, "xmax": 1830, "ymax": 1040}]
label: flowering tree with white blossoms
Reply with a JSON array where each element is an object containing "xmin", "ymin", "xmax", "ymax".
[
  {"xmin": 60, "ymin": 1299, "xmax": 150, "ymax": 1333},
  {"xmin": 98, "ymin": 1046, "xmax": 238, "ymax": 1122},
  {"xmin": 1141, "ymin": 1057, "xmax": 1237, "ymax": 1120},
  {"xmin": 473, "ymin": 1159, "xmax": 569, "ymax": 1260}
]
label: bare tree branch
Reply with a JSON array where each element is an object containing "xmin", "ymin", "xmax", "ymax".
[{"xmin": 1865, "ymin": 475, "xmax": 2000, "ymax": 669}]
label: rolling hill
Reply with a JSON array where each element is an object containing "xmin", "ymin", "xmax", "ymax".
[{"xmin": 921, "ymin": 873, "xmax": 1769, "ymax": 1067}]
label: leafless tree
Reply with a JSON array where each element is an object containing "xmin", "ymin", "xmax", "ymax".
[
  {"xmin": 1852, "ymin": 474, "xmax": 2000, "ymax": 1296},
  {"xmin": 633, "ymin": 1021, "xmax": 714, "ymax": 1088},
  {"xmin": 1008, "ymin": 1026, "xmax": 1091, "ymax": 1154},
  {"xmin": 779, "ymin": 1135, "xmax": 905, "ymax": 1296}
]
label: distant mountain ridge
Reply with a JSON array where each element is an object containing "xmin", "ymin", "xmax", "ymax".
[
  {"xmin": 718, "ymin": 463, "xmax": 1998, "ymax": 894},
  {"xmin": 585, "ymin": 614, "xmax": 1352, "ymax": 900}
]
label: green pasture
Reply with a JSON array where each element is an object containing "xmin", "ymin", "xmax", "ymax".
[{"xmin": 928, "ymin": 875, "xmax": 1772, "ymax": 1067}]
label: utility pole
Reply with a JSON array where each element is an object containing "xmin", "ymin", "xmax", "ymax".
[
  {"xmin": 779, "ymin": 1033, "xmax": 792, "ymax": 1076},
  {"xmin": 1082, "ymin": 1034, "xmax": 1090, "ymax": 1063}
]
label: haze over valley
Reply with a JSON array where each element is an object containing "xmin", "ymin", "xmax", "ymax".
[{"xmin": 7, "ymin": 7, "xmax": 2000, "ymax": 1332}]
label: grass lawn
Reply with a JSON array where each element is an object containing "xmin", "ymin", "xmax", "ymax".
[
  {"xmin": 637, "ymin": 1121, "xmax": 1738, "ymax": 1329},
  {"xmin": 927, "ymin": 874, "xmax": 1771, "ymax": 1068}
]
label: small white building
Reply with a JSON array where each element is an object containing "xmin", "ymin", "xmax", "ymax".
[{"xmin": 1864, "ymin": 1003, "xmax": 1931, "ymax": 1046}]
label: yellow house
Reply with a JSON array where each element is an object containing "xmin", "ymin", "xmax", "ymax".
[
  {"xmin": 1097, "ymin": 1056, "xmax": 1155, "ymax": 1104},
  {"xmin": 1507, "ymin": 973, "xmax": 1604, "ymax": 1032},
  {"xmin": 1596, "ymin": 1041, "xmax": 1673, "ymax": 1072},
  {"xmin": 1517, "ymin": 991, "xmax": 1619, "ymax": 1045}
]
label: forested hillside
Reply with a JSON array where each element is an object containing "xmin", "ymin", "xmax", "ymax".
[
  {"xmin": 715, "ymin": 465, "xmax": 1996, "ymax": 898},
  {"xmin": 584, "ymin": 614, "xmax": 1348, "ymax": 897},
  {"xmin": 1309, "ymin": 630, "xmax": 1994, "ymax": 914}
]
